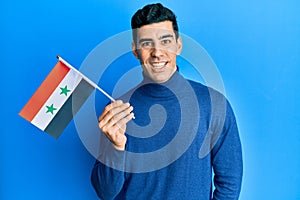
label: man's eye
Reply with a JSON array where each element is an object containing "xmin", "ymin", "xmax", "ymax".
[
  {"xmin": 162, "ymin": 39, "xmax": 172, "ymax": 45},
  {"xmin": 141, "ymin": 41, "xmax": 153, "ymax": 48}
]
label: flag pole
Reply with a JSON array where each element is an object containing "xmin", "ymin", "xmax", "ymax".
[{"xmin": 57, "ymin": 55, "xmax": 116, "ymax": 102}]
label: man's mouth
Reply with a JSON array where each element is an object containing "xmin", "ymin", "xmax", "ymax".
[{"xmin": 151, "ymin": 62, "xmax": 168, "ymax": 69}]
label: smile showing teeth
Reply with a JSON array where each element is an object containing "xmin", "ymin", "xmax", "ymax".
[{"xmin": 152, "ymin": 62, "xmax": 166, "ymax": 68}]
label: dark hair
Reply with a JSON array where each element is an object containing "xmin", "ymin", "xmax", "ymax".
[{"xmin": 131, "ymin": 3, "xmax": 179, "ymax": 42}]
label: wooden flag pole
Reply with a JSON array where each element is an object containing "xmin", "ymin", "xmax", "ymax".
[
  {"xmin": 57, "ymin": 55, "xmax": 135, "ymax": 119},
  {"xmin": 57, "ymin": 55, "xmax": 116, "ymax": 102}
]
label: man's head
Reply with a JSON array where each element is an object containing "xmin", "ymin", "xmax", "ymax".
[
  {"xmin": 131, "ymin": 3, "xmax": 182, "ymax": 83},
  {"xmin": 131, "ymin": 3, "xmax": 179, "ymax": 43}
]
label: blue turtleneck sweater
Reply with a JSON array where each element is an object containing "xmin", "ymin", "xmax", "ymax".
[{"xmin": 91, "ymin": 72, "xmax": 243, "ymax": 200}]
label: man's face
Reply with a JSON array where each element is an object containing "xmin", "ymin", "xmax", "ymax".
[{"xmin": 132, "ymin": 21, "xmax": 182, "ymax": 83}]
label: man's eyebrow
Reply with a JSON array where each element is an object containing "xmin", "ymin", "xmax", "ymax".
[
  {"xmin": 138, "ymin": 38, "xmax": 153, "ymax": 44},
  {"xmin": 138, "ymin": 34, "xmax": 174, "ymax": 44},
  {"xmin": 159, "ymin": 34, "xmax": 174, "ymax": 40}
]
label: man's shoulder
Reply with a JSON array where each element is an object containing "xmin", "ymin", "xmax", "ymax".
[
  {"xmin": 187, "ymin": 79, "xmax": 225, "ymax": 99},
  {"xmin": 187, "ymin": 79, "xmax": 207, "ymax": 91}
]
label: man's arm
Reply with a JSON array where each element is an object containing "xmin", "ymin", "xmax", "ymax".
[
  {"xmin": 211, "ymin": 102, "xmax": 243, "ymax": 200},
  {"xmin": 91, "ymin": 145, "xmax": 126, "ymax": 199},
  {"xmin": 91, "ymin": 100, "xmax": 134, "ymax": 199}
]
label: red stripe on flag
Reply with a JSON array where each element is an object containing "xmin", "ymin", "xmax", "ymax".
[{"xmin": 19, "ymin": 61, "xmax": 70, "ymax": 122}]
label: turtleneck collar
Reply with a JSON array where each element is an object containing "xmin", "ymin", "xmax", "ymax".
[{"xmin": 136, "ymin": 71, "xmax": 187, "ymax": 99}]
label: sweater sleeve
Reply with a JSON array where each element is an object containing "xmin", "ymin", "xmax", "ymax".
[
  {"xmin": 91, "ymin": 133, "xmax": 126, "ymax": 200},
  {"xmin": 211, "ymin": 101, "xmax": 243, "ymax": 200}
]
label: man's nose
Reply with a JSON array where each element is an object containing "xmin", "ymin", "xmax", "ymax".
[{"xmin": 151, "ymin": 44, "xmax": 164, "ymax": 57}]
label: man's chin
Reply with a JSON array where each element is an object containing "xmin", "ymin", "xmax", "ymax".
[{"xmin": 150, "ymin": 75, "xmax": 170, "ymax": 83}]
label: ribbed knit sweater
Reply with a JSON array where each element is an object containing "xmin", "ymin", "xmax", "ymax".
[{"xmin": 91, "ymin": 72, "xmax": 243, "ymax": 200}]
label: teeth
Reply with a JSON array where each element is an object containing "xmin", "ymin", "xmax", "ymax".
[{"xmin": 152, "ymin": 62, "xmax": 165, "ymax": 68}]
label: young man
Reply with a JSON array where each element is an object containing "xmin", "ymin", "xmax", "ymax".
[{"xmin": 91, "ymin": 3, "xmax": 243, "ymax": 199}]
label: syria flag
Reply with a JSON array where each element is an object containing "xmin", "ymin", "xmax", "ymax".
[{"xmin": 19, "ymin": 58, "xmax": 95, "ymax": 139}]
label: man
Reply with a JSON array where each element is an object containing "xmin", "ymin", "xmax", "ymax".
[{"xmin": 91, "ymin": 3, "xmax": 243, "ymax": 199}]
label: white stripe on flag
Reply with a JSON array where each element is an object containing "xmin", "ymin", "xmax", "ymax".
[{"xmin": 31, "ymin": 69, "xmax": 82, "ymax": 131}]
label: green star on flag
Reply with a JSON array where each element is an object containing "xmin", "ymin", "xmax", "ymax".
[
  {"xmin": 46, "ymin": 104, "xmax": 57, "ymax": 115},
  {"xmin": 60, "ymin": 85, "xmax": 71, "ymax": 96}
]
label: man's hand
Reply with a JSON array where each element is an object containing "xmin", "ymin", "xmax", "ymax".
[{"xmin": 98, "ymin": 100, "xmax": 134, "ymax": 151}]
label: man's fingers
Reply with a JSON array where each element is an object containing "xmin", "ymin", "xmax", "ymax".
[
  {"xmin": 100, "ymin": 109, "xmax": 134, "ymax": 134},
  {"xmin": 119, "ymin": 112, "xmax": 135, "ymax": 128},
  {"xmin": 102, "ymin": 112, "xmax": 134, "ymax": 149},
  {"xmin": 98, "ymin": 100, "xmax": 124, "ymax": 122},
  {"xmin": 105, "ymin": 106, "xmax": 133, "ymax": 128},
  {"xmin": 99, "ymin": 104, "xmax": 132, "ymax": 128},
  {"xmin": 98, "ymin": 101, "xmax": 131, "ymax": 125},
  {"xmin": 97, "ymin": 100, "xmax": 134, "ymax": 151},
  {"xmin": 111, "ymin": 112, "xmax": 135, "ymax": 132},
  {"xmin": 100, "ymin": 111, "xmax": 134, "ymax": 137}
]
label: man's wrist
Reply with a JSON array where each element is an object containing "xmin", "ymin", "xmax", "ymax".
[{"xmin": 113, "ymin": 143, "xmax": 125, "ymax": 151}]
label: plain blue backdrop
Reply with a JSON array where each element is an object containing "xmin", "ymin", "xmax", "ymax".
[{"xmin": 1, "ymin": 0, "xmax": 299, "ymax": 199}]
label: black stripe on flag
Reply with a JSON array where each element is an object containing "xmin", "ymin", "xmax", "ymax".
[{"xmin": 44, "ymin": 79, "xmax": 95, "ymax": 139}]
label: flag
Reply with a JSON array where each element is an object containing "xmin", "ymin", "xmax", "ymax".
[{"xmin": 19, "ymin": 60, "xmax": 95, "ymax": 139}]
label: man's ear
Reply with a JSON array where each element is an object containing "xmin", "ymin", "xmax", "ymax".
[
  {"xmin": 132, "ymin": 41, "xmax": 139, "ymax": 59},
  {"xmin": 176, "ymin": 37, "xmax": 183, "ymax": 55}
]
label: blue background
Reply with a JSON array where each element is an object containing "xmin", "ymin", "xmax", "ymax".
[{"xmin": 1, "ymin": 0, "xmax": 299, "ymax": 199}]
